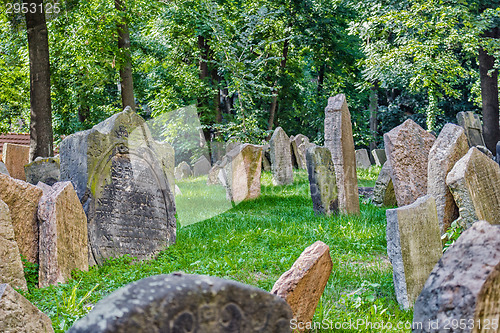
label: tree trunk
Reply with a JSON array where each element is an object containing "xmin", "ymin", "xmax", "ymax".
[
  {"xmin": 267, "ymin": 37, "xmax": 289, "ymax": 132},
  {"xmin": 198, "ymin": 36, "xmax": 209, "ymax": 81},
  {"xmin": 317, "ymin": 63, "xmax": 325, "ymax": 96},
  {"xmin": 25, "ymin": 0, "xmax": 53, "ymax": 161},
  {"xmin": 369, "ymin": 81, "xmax": 378, "ymax": 162},
  {"xmin": 115, "ymin": 0, "xmax": 135, "ymax": 110}
]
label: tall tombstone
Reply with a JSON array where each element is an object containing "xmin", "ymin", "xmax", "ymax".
[
  {"xmin": 270, "ymin": 127, "xmax": 293, "ymax": 185},
  {"xmin": 386, "ymin": 195, "xmax": 442, "ymax": 309},
  {"xmin": 413, "ymin": 221, "xmax": 500, "ymax": 333},
  {"xmin": 384, "ymin": 119, "xmax": 435, "ymax": 207},
  {"xmin": 306, "ymin": 146, "xmax": 338, "ymax": 215},
  {"xmin": 60, "ymin": 107, "xmax": 176, "ymax": 265},
  {"xmin": 427, "ymin": 124, "xmax": 469, "ymax": 235},
  {"xmin": 24, "ymin": 156, "xmax": 60, "ymax": 186},
  {"xmin": 324, "ymin": 94, "xmax": 359, "ymax": 214},
  {"xmin": 67, "ymin": 273, "xmax": 293, "ymax": 333},
  {"xmin": 372, "ymin": 161, "xmax": 396, "ymax": 207},
  {"xmin": 355, "ymin": 149, "xmax": 371, "ymax": 169},
  {"xmin": 446, "ymin": 147, "xmax": 500, "ymax": 229},
  {"xmin": 371, "ymin": 149, "xmax": 387, "ymax": 166},
  {"xmin": 456, "ymin": 111, "xmax": 486, "ymax": 147},
  {"xmin": 193, "ymin": 155, "xmax": 211, "ymax": 177},
  {"xmin": 2, "ymin": 143, "xmax": 30, "ymax": 181},
  {"xmin": 290, "ymin": 134, "xmax": 310, "ymax": 170}
]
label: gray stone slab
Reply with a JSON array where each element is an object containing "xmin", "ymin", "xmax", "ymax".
[
  {"xmin": 270, "ymin": 127, "xmax": 293, "ymax": 185},
  {"xmin": 371, "ymin": 149, "xmax": 386, "ymax": 166},
  {"xmin": 456, "ymin": 111, "xmax": 486, "ymax": 147},
  {"xmin": 174, "ymin": 161, "xmax": 192, "ymax": 180},
  {"xmin": 373, "ymin": 162, "xmax": 396, "ymax": 207},
  {"xmin": 0, "ymin": 161, "xmax": 9, "ymax": 176},
  {"xmin": 24, "ymin": 156, "xmax": 60, "ymax": 186},
  {"xmin": 306, "ymin": 146, "xmax": 338, "ymax": 215},
  {"xmin": 193, "ymin": 156, "xmax": 211, "ymax": 177},
  {"xmin": 355, "ymin": 149, "xmax": 371, "ymax": 169}
]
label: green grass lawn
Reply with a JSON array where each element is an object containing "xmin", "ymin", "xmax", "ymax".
[{"xmin": 25, "ymin": 167, "xmax": 413, "ymax": 332}]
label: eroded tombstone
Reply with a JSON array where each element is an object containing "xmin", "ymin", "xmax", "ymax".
[
  {"xmin": 371, "ymin": 149, "xmax": 386, "ymax": 166},
  {"xmin": 427, "ymin": 124, "xmax": 469, "ymax": 235},
  {"xmin": 193, "ymin": 155, "xmax": 211, "ymax": 177},
  {"xmin": 386, "ymin": 195, "xmax": 442, "ymax": 309},
  {"xmin": 2, "ymin": 143, "xmax": 29, "ymax": 181},
  {"xmin": 324, "ymin": 94, "xmax": 360, "ymax": 214},
  {"xmin": 306, "ymin": 146, "xmax": 338, "ymax": 215},
  {"xmin": 24, "ymin": 156, "xmax": 60, "ymax": 186},
  {"xmin": 373, "ymin": 162, "xmax": 396, "ymax": 207},
  {"xmin": 0, "ymin": 161, "xmax": 9, "ymax": 176},
  {"xmin": 60, "ymin": 107, "xmax": 176, "ymax": 265},
  {"xmin": 270, "ymin": 127, "xmax": 293, "ymax": 185},
  {"xmin": 355, "ymin": 149, "xmax": 371, "ymax": 169},
  {"xmin": 174, "ymin": 161, "xmax": 192, "ymax": 180},
  {"xmin": 68, "ymin": 273, "xmax": 293, "ymax": 333},
  {"xmin": 290, "ymin": 134, "xmax": 310, "ymax": 169},
  {"xmin": 456, "ymin": 111, "xmax": 486, "ymax": 147},
  {"xmin": 413, "ymin": 221, "xmax": 500, "ymax": 333},
  {"xmin": 446, "ymin": 147, "xmax": 500, "ymax": 229},
  {"xmin": 384, "ymin": 119, "xmax": 435, "ymax": 207}
]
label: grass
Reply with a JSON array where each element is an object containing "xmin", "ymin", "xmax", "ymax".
[{"xmin": 24, "ymin": 168, "xmax": 413, "ymax": 332}]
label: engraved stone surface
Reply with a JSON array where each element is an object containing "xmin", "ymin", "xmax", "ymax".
[
  {"xmin": 0, "ymin": 200, "xmax": 27, "ymax": 291},
  {"xmin": 291, "ymin": 134, "xmax": 310, "ymax": 169},
  {"xmin": 174, "ymin": 161, "xmax": 192, "ymax": 180},
  {"xmin": 371, "ymin": 149, "xmax": 386, "ymax": 166},
  {"xmin": 355, "ymin": 149, "xmax": 371, "ymax": 169},
  {"xmin": 68, "ymin": 273, "xmax": 293, "ymax": 333},
  {"xmin": 25, "ymin": 156, "xmax": 60, "ymax": 186},
  {"xmin": 60, "ymin": 107, "xmax": 176, "ymax": 265},
  {"xmin": 306, "ymin": 146, "xmax": 338, "ymax": 215},
  {"xmin": 270, "ymin": 127, "xmax": 293, "ymax": 185},
  {"xmin": 373, "ymin": 162, "xmax": 396, "ymax": 207},
  {"xmin": 386, "ymin": 195, "xmax": 442, "ymax": 309},
  {"xmin": 413, "ymin": 221, "xmax": 500, "ymax": 333},
  {"xmin": 2, "ymin": 143, "xmax": 30, "ymax": 181},
  {"xmin": 0, "ymin": 161, "xmax": 9, "ymax": 176},
  {"xmin": 0, "ymin": 174, "xmax": 43, "ymax": 263},
  {"xmin": 0, "ymin": 284, "xmax": 54, "ymax": 333},
  {"xmin": 446, "ymin": 147, "xmax": 500, "ymax": 229},
  {"xmin": 193, "ymin": 155, "xmax": 211, "ymax": 177},
  {"xmin": 384, "ymin": 119, "xmax": 435, "ymax": 207},
  {"xmin": 324, "ymin": 94, "xmax": 360, "ymax": 214},
  {"xmin": 271, "ymin": 241, "xmax": 332, "ymax": 332},
  {"xmin": 456, "ymin": 111, "xmax": 486, "ymax": 147}
]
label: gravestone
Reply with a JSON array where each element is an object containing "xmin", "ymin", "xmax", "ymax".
[
  {"xmin": 324, "ymin": 94, "xmax": 360, "ymax": 214},
  {"xmin": 68, "ymin": 273, "xmax": 293, "ymax": 333},
  {"xmin": 0, "ymin": 174, "xmax": 43, "ymax": 263},
  {"xmin": 427, "ymin": 124, "xmax": 469, "ymax": 235},
  {"xmin": 355, "ymin": 149, "xmax": 371, "ymax": 169},
  {"xmin": 0, "ymin": 161, "xmax": 9, "ymax": 176},
  {"xmin": 290, "ymin": 134, "xmax": 310, "ymax": 169},
  {"xmin": 386, "ymin": 195, "xmax": 442, "ymax": 309},
  {"xmin": 24, "ymin": 156, "xmax": 60, "ymax": 186},
  {"xmin": 456, "ymin": 111, "xmax": 486, "ymax": 147},
  {"xmin": 37, "ymin": 181, "xmax": 88, "ymax": 287},
  {"xmin": 371, "ymin": 149, "xmax": 387, "ymax": 166},
  {"xmin": 384, "ymin": 119, "xmax": 435, "ymax": 207},
  {"xmin": 476, "ymin": 145, "xmax": 494, "ymax": 160},
  {"xmin": 193, "ymin": 155, "xmax": 211, "ymax": 177},
  {"xmin": 413, "ymin": 221, "xmax": 500, "ymax": 333},
  {"xmin": 272, "ymin": 241, "xmax": 332, "ymax": 332},
  {"xmin": 174, "ymin": 161, "xmax": 192, "ymax": 180},
  {"xmin": 0, "ymin": 284, "xmax": 54, "ymax": 333},
  {"xmin": 0, "ymin": 200, "xmax": 27, "ymax": 291},
  {"xmin": 2, "ymin": 143, "xmax": 29, "ymax": 181},
  {"xmin": 210, "ymin": 141, "xmax": 225, "ymax": 164},
  {"xmin": 270, "ymin": 127, "xmax": 293, "ymax": 185},
  {"xmin": 60, "ymin": 107, "xmax": 176, "ymax": 265},
  {"xmin": 207, "ymin": 158, "xmax": 226, "ymax": 185},
  {"xmin": 262, "ymin": 144, "xmax": 271, "ymax": 171},
  {"xmin": 373, "ymin": 162, "xmax": 396, "ymax": 207},
  {"xmin": 306, "ymin": 146, "xmax": 338, "ymax": 215},
  {"xmin": 446, "ymin": 147, "xmax": 500, "ymax": 229},
  {"xmin": 225, "ymin": 140, "xmax": 242, "ymax": 154}
]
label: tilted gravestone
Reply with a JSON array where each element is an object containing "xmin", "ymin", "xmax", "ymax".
[
  {"xmin": 60, "ymin": 107, "xmax": 176, "ymax": 265},
  {"xmin": 413, "ymin": 221, "xmax": 500, "ymax": 333},
  {"xmin": 24, "ymin": 156, "xmax": 60, "ymax": 186},
  {"xmin": 446, "ymin": 147, "xmax": 500, "ymax": 229},
  {"xmin": 174, "ymin": 161, "xmax": 192, "ymax": 180},
  {"xmin": 193, "ymin": 155, "xmax": 211, "ymax": 177},
  {"xmin": 384, "ymin": 119, "xmax": 435, "ymax": 207},
  {"xmin": 456, "ymin": 111, "xmax": 486, "ymax": 147},
  {"xmin": 290, "ymin": 134, "xmax": 310, "ymax": 169},
  {"xmin": 324, "ymin": 94, "xmax": 359, "ymax": 214},
  {"xmin": 270, "ymin": 127, "xmax": 293, "ymax": 185},
  {"xmin": 355, "ymin": 149, "xmax": 371, "ymax": 169},
  {"xmin": 371, "ymin": 149, "xmax": 386, "ymax": 166},
  {"xmin": 386, "ymin": 195, "xmax": 442, "ymax": 309},
  {"xmin": 2, "ymin": 143, "xmax": 29, "ymax": 181},
  {"xmin": 0, "ymin": 161, "xmax": 9, "ymax": 176},
  {"xmin": 306, "ymin": 146, "xmax": 338, "ymax": 215},
  {"xmin": 372, "ymin": 161, "xmax": 396, "ymax": 207},
  {"xmin": 68, "ymin": 273, "xmax": 293, "ymax": 333},
  {"xmin": 427, "ymin": 123, "xmax": 469, "ymax": 235}
]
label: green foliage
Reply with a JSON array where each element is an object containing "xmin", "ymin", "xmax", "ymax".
[
  {"xmin": 442, "ymin": 220, "xmax": 463, "ymax": 253},
  {"xmin": 20, "ymin": 255, "xmax": 39, "ymax": 293}
]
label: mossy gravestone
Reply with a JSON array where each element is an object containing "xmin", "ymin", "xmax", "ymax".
[
  {"xmin": 60, "ymin": 107, "xmax": 176, "ymax": 265},
  {"xmin": 270, "ymin": 127, "xmax": 293, "ymax": 185},
  {"xmin": 306, "ymin": 146, "xmax": 338, "ymax": 215}
]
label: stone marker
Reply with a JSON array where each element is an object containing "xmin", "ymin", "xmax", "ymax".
[
  {"xmin": 373, "ymin": 162, "xmax": 396, "ymax": 207},
  {"xmin": 446, "ymin": 147, "xmax": 500, "ymax": 229},
  {"xmin": 371, "ymin": 149, "xmax": 387, "ymax": 166},
  {"xmin": 386, "ymin": 195, "xmax": 442, "ymax": 309},
  {"xmin": 456, "ymin": 111, "xmax": 486, "ymax": 147},
  {"xmin": 0, "ymin": 161, "xmax": 9, "ymax": 176},
  {"xmin": 174, "ymin": 161, "xmax": 192, "ymax": 180},
  {"xmin": 0, "ymin": 200, "xmax": 27, "ymax": 291},
  {"xmin": 193, "ymin": 155, "xmax": 211, "ymax": 177},
  {"xmin": 271, "ymin": 241, "xmax": 332, "ymax": 332},
  {"xmin": 0, "ymin": 284, "xmax": 54, "ymax": 333},
  {"xmin": 2, "ymin": 143, "xmax": 30, "ymax": 181},
  {"xmin": 324, "ymin": 94, "xmax": 360, "ymax": 214},
  {"xmin": 384, "ymin": 119, "xmax": 435, "ymax": 207},
  {"xmin": 306, "ymin": 146, "xmax": 338, "ymax": 215},
  {"xmin": 37, "ymin": 181, "xmax": 89, "ymax": 288},
  {"xmin": 225, "ymin": 140, "xmax": 242, "ymax": 154},
  {"xmin": 262, "ymin": 144, "xmax": 271, "ymax": 171},
  {"xmin": 291, "ymin": 134, "xmax": 310, "ymax": 169},
  {"xmin": 207, "ymin": 158, "xmax": 226, "ymax": 186},
  {"xmin": 355, "ymin": 149, "xmax": 371, "ymax": 169},
  {"xmin": 270, "ymin": 127, "xmax": 293, "ymax": 185},
  {"xmin": 0, "ymin": 174, "xmax": 43, "ymax": 263},
  {"xmin": 427, "ymin": 123, "xmax": 469, "ymax": 235},
  {"xmin": 24, "ymin": 156, "xmax": 60, "ymax": 186},
  {"xmin": 60, "ymin": 107, "xmax": 176, "ymax": 265},
  {"xmin": 413, "ymin": 221, "xmax": 500, "ymax": 333},
  {"xmin": 68, "ymin": 273, "xmax": 292, "ymax": 333}
]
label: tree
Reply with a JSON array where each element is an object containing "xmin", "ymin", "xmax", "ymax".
[{"xmin": 115, "ymin": 0, "xmax": 135, "ymax": 110}]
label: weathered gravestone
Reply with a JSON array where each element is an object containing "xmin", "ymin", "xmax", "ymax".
[
  {"xmin": 0, "ymin": 161, "xmax": 9, "ymax": 176},
  {"xmin": 60, "ymin": 107, "xmax": 176, "ymax": 265},
  {"xmin": 456, "ymin": 111, "xmax": 486, "ymax": 147},
  {"xmin": 427, "ymin": 123, "xmax": 469, "ymax": 235},
  {"xmin": 324, "ymin": 94, "xmax": 359, "ymax": 214},
  {"xmin": 413, "ymin": 221, "xmax": 500, "ymax": 333},
  {"xmin": 371, "ymin": 149, "xmax": 387, "ymax": 166},
  {"xmin": 207, "ymin": 158, "xmax": 226, "ymax": 186},
  {"xmin": 262, "ymin": 144, "xmax": 271, "ymax": 171},
  {"xmin": 386, "ymin": 195, "xmax": 442, "ymax": 309},
  {"xmin": 270, "ymin": 127, "xmax": 293, "ymax": 185},
  {"xmin": 290, "ymin": 134, "xmax": 310, "ymax": 169},
  {"xmin": 193, "ymin": 155, "xmax": 211, "ymax": 177},
  {"xmin": 2, "ymin": 143, "xmax": 30, "ymax": 181},
  {"xmin": 272, "ymin": 241, "xmax": 332, "ymax": 332},
  {"xmin": 0, "ymin": 284, "xmax": 54, "ymax": 333},
  {"xmin": 225, "ymin": 140, "xmax": 242, "ymax": 154},
  {"xmin": 355, "ymin": 149, "xmax": 371, "ymax": 169},
  {"xmin": 24, "ymin": 156, "xmax": 60, "ymax": 186},
  {"xmin": 446, "ymin": 147, "xmax": 500, "ymax": 229},
  {"xmin": 0, "ymin": 174, "xmax": 43, "ymax": 264},
  {"xmin": 373, "ymin": 162, "xmax": 396, "ymax": 207},
  {"xmin": 0, "ymin": 200, "xmax": 27, "ymax": 291},
  {"xmin": 37, "ymin": 181, "xmax": 88, "ymax": 287},
  {"xmin": 306, "ymin": 146, "xmax": 338, "ymax": 215},
  {"xmin": 174, "ymin": 161, "xmax": 192, "ymax": 180},
  {"xmin": 384, "ymin": 119, "xmax": 435, "ymax": 207},
  {"xmin": 68, "ymin": 273, "xmax": 293, "ymax": 333}
]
